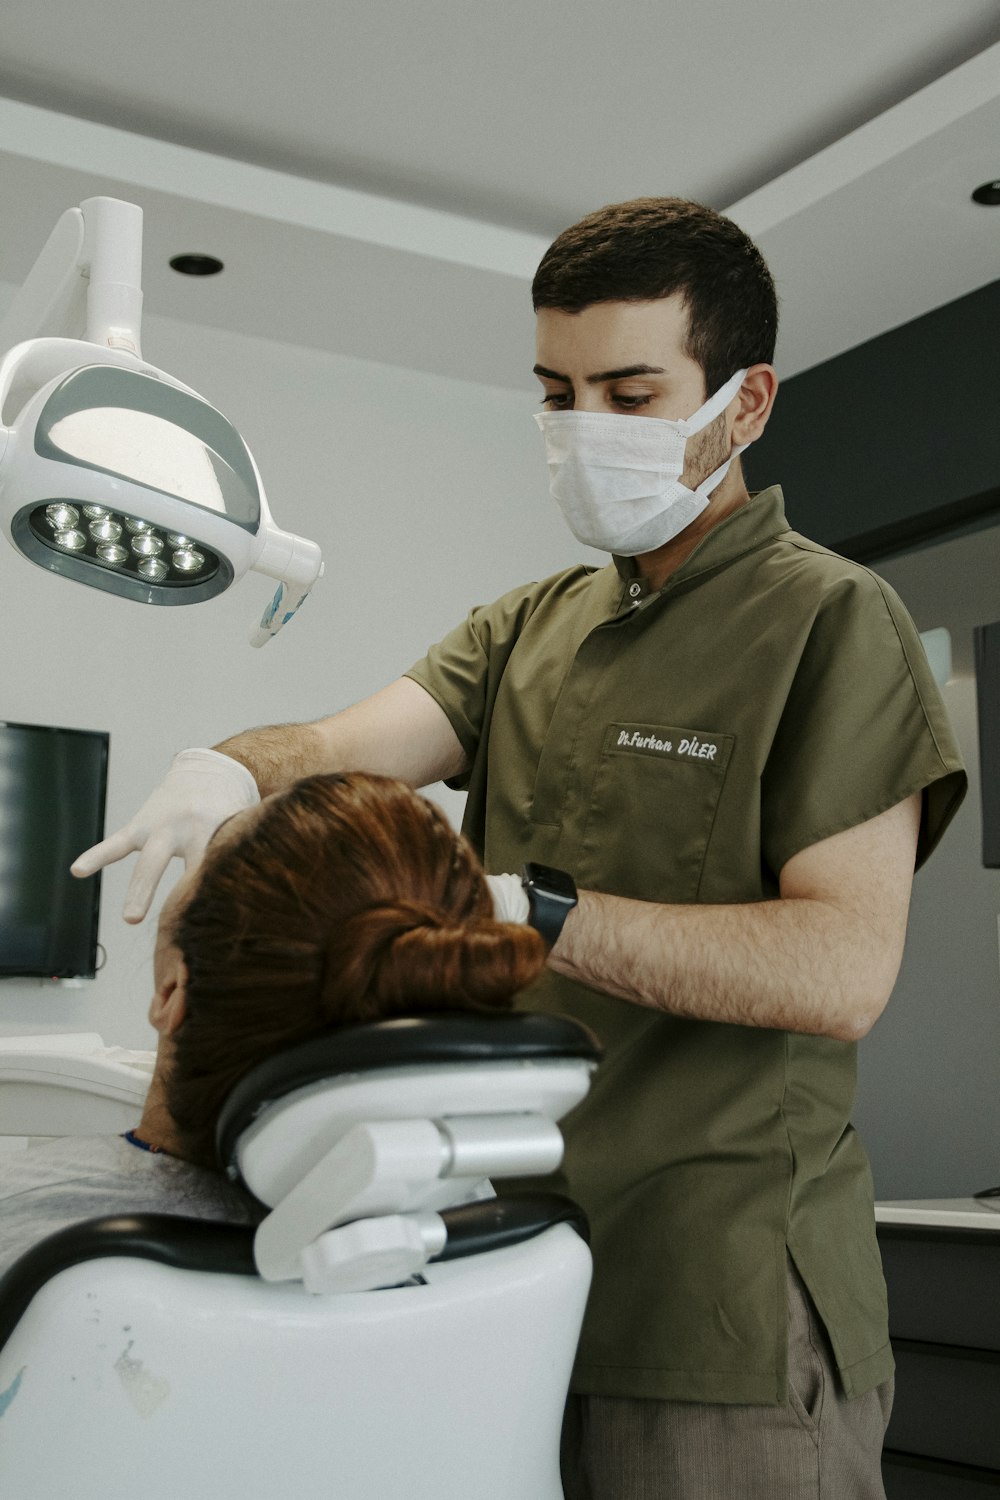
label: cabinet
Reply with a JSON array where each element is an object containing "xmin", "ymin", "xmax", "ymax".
[{"xmin": 877, "ymin": 1200, "xmax": 1000, "ymax": 1497}]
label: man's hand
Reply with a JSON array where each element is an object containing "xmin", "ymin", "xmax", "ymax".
[
  {"xmin": 71, "ymin": 679, "xmax": 468, "ymax": 926},
  {"xmin": 71, "ymin": 748, "xmax": 260, "ymax": 923},
  {"xmin": 486, "ymin": 873, "xmax": 530, "ymax": 924}
]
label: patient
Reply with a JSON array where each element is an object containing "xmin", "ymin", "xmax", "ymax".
[{"xmin": 0, "ymin": 773, "xmax": 546, "ymax": 1276}]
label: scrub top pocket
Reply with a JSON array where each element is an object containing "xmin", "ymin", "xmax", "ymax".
[{"xmin": 578, "ymin": 723, "xmax": 734, "ymax": 902}]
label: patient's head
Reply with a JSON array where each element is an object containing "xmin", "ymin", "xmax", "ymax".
[{"xmin": 145, "ymin": 772, "xmax": 545, "ymax": 1167}]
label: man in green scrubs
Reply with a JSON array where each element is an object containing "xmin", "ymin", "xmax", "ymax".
[{"xmin": 77, "ymin": 197, "xmax": 966, "ymax": 1499}]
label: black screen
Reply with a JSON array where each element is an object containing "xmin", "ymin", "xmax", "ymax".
[
  {"xmin": 974, "ymin": 623, "xmax": 1000, "ymax": 870},
  {"xmin": 0, "ymin": 722, "xmax": 109, "ymax": 977}
]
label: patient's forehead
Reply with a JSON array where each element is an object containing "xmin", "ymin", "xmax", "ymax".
[
  {"xmin": 155, "ymin": 795, "xmax": 276, "ymax": 946},
  {"xmin": 156, "ymin": 866, "xmax": 197, "ymax": 955},
  {"xmin": 208, "ymin": 794, "xmax": 274, "ymax": 852}
]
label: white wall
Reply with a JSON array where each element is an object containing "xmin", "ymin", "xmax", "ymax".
[
  {"xmin": 0, "ymin": 303, "xmax": 601, "ymax": 1047},
  {"xmin": 855, "ymin": 673, "xmax": 1000, "ymax": 1198},
  {"xmin": 854, "ymin": 526, "xmax": 1000, "ymax": 1199}
]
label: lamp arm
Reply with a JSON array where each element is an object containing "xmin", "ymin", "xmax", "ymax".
[
  {"xmin": 0, "ymin": 208, "xmax": 86, "ymax": 355},
  {"xmin": 81, "ymin": 197, "xmax": 143, "ymax": 356},
  {"xmin": 0, "ymin": 197, "xmax": 143, "ymax": 363}
]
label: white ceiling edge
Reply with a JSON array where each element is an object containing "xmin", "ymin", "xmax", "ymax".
[
  {"xmin": 0, "ymin": 95, "xmax": 549, "ymax": 280},
  {"xmin": 3, "ymin": 38, "xmax": 997, "ymax": 291},
  {"xmin": 726, "ymin": 40, "xmax": 1000, "ymax": 233},
  {"xmin": 0, "ymin": 35, "xmax": 996, "ymax": 390}
]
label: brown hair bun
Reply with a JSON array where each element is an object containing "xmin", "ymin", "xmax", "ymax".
[
  {"xmin": 320, "ymin": 899, "xmax": 546, "ymax": 1024},
  {"xmin": 166, "ymin": 771, "xmax": 549, "ymax": 1167}
]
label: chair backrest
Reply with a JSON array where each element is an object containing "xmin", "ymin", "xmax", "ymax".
[
  {"xmin": 0, "ymin": 1014, "xmax": 601, "ymax": 1497},
  {"xmin": 0, "ymin": 1205, "xmax": 591, "ymax": 1500}
]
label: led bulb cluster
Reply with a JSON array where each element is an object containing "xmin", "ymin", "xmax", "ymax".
[{"xmin": 32, "ymin": 502, "xmax": 218, "ymax": 586}]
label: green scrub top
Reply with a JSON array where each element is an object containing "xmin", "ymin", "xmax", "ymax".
[{"xmin": 406, "ymin": 487, "xmax": 966, "ymax": 1406}]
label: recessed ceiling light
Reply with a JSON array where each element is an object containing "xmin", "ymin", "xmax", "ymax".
[
  {"xmin": 971, "ymin": 180, "xmax": 1000, "ymax": 207},
  {"xmin": 169, "ymin": 253, "xmax": 224, "ymax": 276}
]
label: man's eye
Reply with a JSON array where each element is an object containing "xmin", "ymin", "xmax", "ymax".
[
  {"xmin": 541, "ymin": 392, "xmax": 572, "ymax": 409},
  {"xmin": 612, "ymin": 393, "xmax": 653, "ymax": 411}
]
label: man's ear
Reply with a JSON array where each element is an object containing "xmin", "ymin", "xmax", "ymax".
[
  {"xmin": 733, "ymin": 364, "xmax": 778, "ymax": 444},
  {"xmin": 149, "ymin": 957, "xmax": 189, "ymax": 1037}
]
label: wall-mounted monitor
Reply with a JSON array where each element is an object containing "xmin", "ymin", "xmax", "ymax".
[
  {"xmin": 974, "ymin": 622, "xmax": 1000, "ymax": 869},
  {"xmin": 0, "ymin": 721, "xmax": 109, "ymax": 979}
]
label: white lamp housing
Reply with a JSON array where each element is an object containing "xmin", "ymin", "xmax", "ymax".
[{"xmin": 0, "ymin": 198, "xmax": 322, "ymax": 645}]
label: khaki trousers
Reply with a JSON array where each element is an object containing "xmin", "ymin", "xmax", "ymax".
[{"xmin": 561, "ymin": 1261, "xmax": 894, "ymax": 1500}]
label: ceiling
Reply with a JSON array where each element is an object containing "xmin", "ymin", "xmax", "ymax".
[{"xmin": 0, "ymin": 0, "xmax": 997, "ymax": 390}]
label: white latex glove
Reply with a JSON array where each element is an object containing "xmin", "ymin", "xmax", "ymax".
[
  {"xmin": 71, "ymin": 748, "xmax": 261, "ymax": 923},
  {"xmin": 486, "ymin": 872, "xmax": 530, "ymax": 925}
]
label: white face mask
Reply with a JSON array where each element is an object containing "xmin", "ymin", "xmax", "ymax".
[{"xmin": 534, "ymin": 367, "xmax": 749, "ymax": 556}]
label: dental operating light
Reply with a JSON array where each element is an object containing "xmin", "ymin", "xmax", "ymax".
[{"xmin": 0, "ymin": 197, "xmax": 322, "ymax": 644}]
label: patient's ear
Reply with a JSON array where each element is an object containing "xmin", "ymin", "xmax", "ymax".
[{"xmin": 149, "ymin": 955, "xmax": 189, "ymax": 1037}]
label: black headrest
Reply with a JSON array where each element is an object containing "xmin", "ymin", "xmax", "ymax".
[{"xmin": 216, "ymin": 1012, "xmax": 600, "ymax": 1170}]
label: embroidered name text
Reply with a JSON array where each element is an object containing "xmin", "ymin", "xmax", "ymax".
[{"xmin": 616, "ymin": 729, "xmax": 717, "ymax": 761}]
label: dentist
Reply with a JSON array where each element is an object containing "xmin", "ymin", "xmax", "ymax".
[{"xmin": 74, "ymin": 197, "xmax": 966, "ymax": 1500}]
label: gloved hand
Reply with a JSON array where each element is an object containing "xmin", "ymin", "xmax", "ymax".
[
  {"xmin": 71, "ymin": 748, "xmax": 261, "ymax": 923},
  {"xmin": 486, "ymin": 872, "xmax": 529, "ymax": 925}
]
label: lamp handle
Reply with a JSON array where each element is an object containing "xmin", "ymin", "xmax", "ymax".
[{"xmin": 249, "ymin": 527, "xmax": 324, "ymax": 646}]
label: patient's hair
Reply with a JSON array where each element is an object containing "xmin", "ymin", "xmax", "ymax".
[
  {"xmin": 165, "ymin": 772, "xmax": 546, "ymax": 1167},
  {"xmin": 532, "ymin": 196, "xmax": 778, "ymax": 396}
]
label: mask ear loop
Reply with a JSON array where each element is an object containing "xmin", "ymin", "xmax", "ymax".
[
  {"xmin": 681, "ymin": 368, "xmax": 752, "ymax": 500},
  {"xmin": 682, "ymin": 367, "xmax": 749, "ymax": 436},
  {"xmin": 688, "ymin": 440, "xmax": 751, "ymax": 505}
]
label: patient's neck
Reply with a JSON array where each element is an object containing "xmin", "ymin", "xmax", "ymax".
[{"xmin": 134, "ymin": 1056, "xmax": 187, "ymax": 1160}]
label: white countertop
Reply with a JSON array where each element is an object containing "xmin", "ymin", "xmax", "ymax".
[{"xmin": 876, "ymin": 1197, "xmax": 1000, "ymax": 1230}]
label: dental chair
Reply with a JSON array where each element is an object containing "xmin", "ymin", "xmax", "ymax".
[
  {"xmin": 0, "ymin": 1013, "xmax": 599, "ymax": 1499},
  {"xmin": 0, "ymin": 1032, "xmax": 153, "ymax": 1138}
]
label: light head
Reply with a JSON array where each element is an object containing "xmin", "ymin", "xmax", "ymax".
[
  {"xmin": 0, "ymin": 339, "xmax": 322, "ymax": 644},
  {"xmin": 0, "ymin": 196, "xmax": 322, "ymax": 645}
]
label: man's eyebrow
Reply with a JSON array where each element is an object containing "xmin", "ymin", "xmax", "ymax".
[{"xmin": 533, "ymin": 363, "xmax": 666, "ymax": 384}]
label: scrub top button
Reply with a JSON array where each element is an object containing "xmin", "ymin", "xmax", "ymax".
[{"xmin": 628, "ymin": 582, "xmax": 642, "ymax": 598}]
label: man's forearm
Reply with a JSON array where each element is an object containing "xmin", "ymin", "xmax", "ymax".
[
  {"xmin": 214, "ymin": 678, "xmax": 468, "ymax": 796},
  {"xmin": 549, "ymin": 889, "xmax": 896, "ymax": 1042},
  {"xmin": 213, "ymin": 721, "xmax": 328, "ymax": 796}
]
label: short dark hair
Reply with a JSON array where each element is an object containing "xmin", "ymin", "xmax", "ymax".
[{"xmin": 532, "ymin": 197, "xmax": 778, "ymax": 395}]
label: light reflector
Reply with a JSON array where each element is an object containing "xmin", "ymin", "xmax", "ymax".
[{"xmin": 27, "ymin": 503, "xmax": 221, "ymax": 591}]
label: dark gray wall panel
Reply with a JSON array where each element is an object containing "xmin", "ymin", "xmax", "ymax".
[{"xmin": 749, "ymin": 278, "xmax": 1000, "ymax": 559}]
